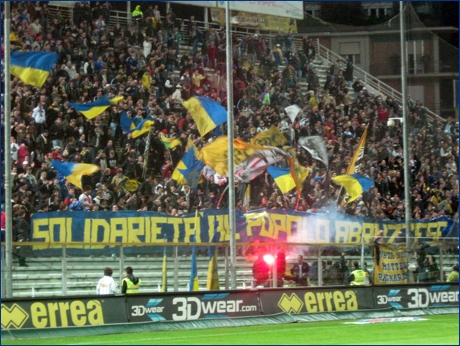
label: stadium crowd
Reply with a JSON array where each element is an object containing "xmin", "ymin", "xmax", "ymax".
[{"xmin": 2, "ymin": 2, "xmax": 459, "ymax": 239}]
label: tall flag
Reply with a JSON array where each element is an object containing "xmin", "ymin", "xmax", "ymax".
[
  {"xmin": 142, "ymin": 135, "xmax": 150, "ymax": 179},
  {"xmin": 172, "ymin": 139, "xmax": 197, "ymax": 185},
  {"xmin": 346, "ymin": 126, "xmax": 368, "ymax": 174},
  {"xmin": 162, "ymin": 245, "xmax": 168, "ymax": 292},
  {"xmin": 69, "ymin": 95, "xmax": 124, "ymax": 119},
  {"xmin": 189, "ymin": 209, "xmax": 200, "ymax": 292},
  {"xmin": 298, "ymin": 136, "xmax": 329, "ymax": 167},
  {"xmin": 120, "ymin": 112, "xmax": 155, "ymax": 138},
  {"xmin": 267, "ymin": 166, "xmax": 296, "ymax": 194},
  {"xmin": 51, "ymin": 160, "xmax": 100, "ymax": 190},
  {"xmin": 160, "ymin": 134, "xmax": 182, "ymax": 149},
  {"xmin": 284, "ymin": 104, "xmax": 301, "ymax": 123},
  {"xmin": 251, "ymin": 125, "xmax": 287, "ymax": 147},
  {"xmin": 206, "ymin": 217, "xmax": 220, "ymax": 290},
  {"xmin": 332, "ymin": 174, "xmax": 374, "ymax": 203},
  {"xmin": 11, "ymin": 51, "xmax": 59, "ymax": 88},
  {"xmin": 182, "ymin": 96, "xmax": 228, "ymax": 137}
]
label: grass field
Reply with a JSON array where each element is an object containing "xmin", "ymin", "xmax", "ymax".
[{"xmin": 2, "ymin": 313, "xmax": 458, "ymax": 345}]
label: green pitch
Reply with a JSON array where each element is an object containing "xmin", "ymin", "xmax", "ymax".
[{"xmin": 2, "ymin": 313, "xmax": 458, "ymax": 345}]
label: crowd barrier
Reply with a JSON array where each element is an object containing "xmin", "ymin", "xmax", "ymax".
[{"xmin": 2, "ymin": 283, "xmax": 457, "ymax": 330}]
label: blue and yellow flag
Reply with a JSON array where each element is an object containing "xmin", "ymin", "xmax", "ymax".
[
  {"xmin": 182, "ymin": 96, "xmax": 228, "ymax": 137},
  {"xmin": 206, "ymin": 217, "xmax": 220, "ymax": 290},
  {"xmin": 267, "ymin": 166, "xmax": 296, "ymax": 194},
  {"xmin": 120, "ymin": 112, "xmax": 155, "ymax": 138},
  {"xmin": 162, "ymin": 245, "xmax": 168, "ymax": 292},
  {"xmin": 332, "ymin": 173, "xmax": 374, "ymax": 203},
  {"xmin": 69, "ymin": 95, "xmax": 124, "ymax": 119},
  {"xmin": 11, "ymin": 51, "xmax": 59, "ymax": 88},
  {"xmin": 179, "ymin": 160, "xmax": 205, "ymax": 189},
  {"xmin": 172, "ymin": 139, "xmax": 197, "ymax": 185},
  {"xmin": 160, "ymin": 134, "xmax": 182, "ymax": 149},
  {"xmin": 51, "ymin": 160, "xmax": 100, "ymax": 190}
]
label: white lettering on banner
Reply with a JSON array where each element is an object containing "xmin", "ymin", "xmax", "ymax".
[
  {"xmin": 407, "ymin": 288, "xmax": 459, "ymax": 308},
  {"xmin": 376, "ymin": 295, "xmax": 403, "ymax": 305},
  {"xmin": 171, "ymin": 297, "xmax": 257, "ymax": 321},
  {"xmin": 377, "ymin": 273, "xmax": 407, "ymax": 282},
  {"xmin": 131, "ymin": 306, "xmax": 165, "ymax": 316}
]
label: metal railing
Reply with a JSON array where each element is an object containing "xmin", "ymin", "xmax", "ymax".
[{"xmin": 315, "ymin": 39, "xmax": 444, "ymax": 122}]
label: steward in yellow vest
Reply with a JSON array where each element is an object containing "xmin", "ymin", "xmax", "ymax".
[
  {"xmin": 347, "ymin": 261, "xmax": 366, "ymax": 285},
  {"xmin": 122, "ymin": 266, "xmax": 141, "ymax": 294}
]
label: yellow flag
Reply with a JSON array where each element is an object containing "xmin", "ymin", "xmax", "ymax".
[
  {"xmin": 197, "ymin": 137, "xmax": 266, "ymax": 176},
  {"xmin": 251, "ymin": 125, "xmax": 287, "ymax": 147}
]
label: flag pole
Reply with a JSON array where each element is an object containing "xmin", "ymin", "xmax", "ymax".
[
  {"xmin": 400, "ymin": 2, "xmax": 412, "ymax": 282},
  {"xmin": 3, "ymin": 1, "xmax": 14, "ymax": 298},
  {"xmin": 225, "ymin": 1, "xmax": 237, "ymax": 290}
]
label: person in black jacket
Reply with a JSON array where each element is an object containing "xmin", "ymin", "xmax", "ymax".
[
  {"xmin": 13, "ymin": 208, "xmax": 30, "ymax": 267},
  {"xmin": 286, "ymin": 255, "xmax": 310, "ymax": 286}
]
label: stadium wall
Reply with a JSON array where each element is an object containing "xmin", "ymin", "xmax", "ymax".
[{"xmin": 2, "ymin": 283, "xmax": 458, "ymax": 332}]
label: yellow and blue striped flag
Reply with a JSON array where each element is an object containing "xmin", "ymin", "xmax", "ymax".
[
  {"xmin": 332, "ymin": 173, "xmax": 374, "ymax": 203},
  {"xmin": 172, "ymin": 139, "xmax": 197, "ymax": 185},
  {"xmin": 182, "ymin": 96, "xmax": 228, "ymax": 137},
  {"xmin": 69, "ymin": 95, "xmax": 124, "ymax": 119},
  {"xmin": 52, "ymin": 160, "xmax": 100, "ymax": 190},
  {"xmin": 267, "ymin": 166, "xmax": 296, "ymax": 194},
  {"xmin": 120, "ymin": 112, "xmax": 155, "ymax": 138},
  {"xmin": 179, "ymin": 160, "xmax": 205, "ymax": 189},
  {"xmin": 11, "ymin": 51, "xmax": 59, "ymax": 88}
]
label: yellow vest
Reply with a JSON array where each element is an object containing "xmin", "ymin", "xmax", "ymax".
[
  {"xmin": 350, "ymin": 269, "xmax": 365, "ymax": 285},
  {"xmin": 122, "ymin": 277, "xmax": 141, "ymax": 294}
]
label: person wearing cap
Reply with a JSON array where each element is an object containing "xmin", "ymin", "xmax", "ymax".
[{"xmin": 121, "ymin": 266, "xmax": 141, "ymax": 294}]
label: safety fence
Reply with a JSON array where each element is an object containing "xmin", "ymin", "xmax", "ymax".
[{"xmin": 1, "ymin": 282, "xmax": 458, "ymax": 330}]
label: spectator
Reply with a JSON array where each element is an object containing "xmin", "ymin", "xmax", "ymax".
[
  {"xmin": 252, "ymin": 253, "xmax": 270, "ymax": 287},
  {"xmin": 285, "ymin": 255, "xmax": 310, "ymax": 286}
]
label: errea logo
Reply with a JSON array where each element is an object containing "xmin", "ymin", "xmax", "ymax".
[
  {"xmin": 278, "ymin": 293, "xmax": 304, "ymax": 313},
  {"xmin": 1, "ymin": 303, "xmax": 29, "ymax": 329}
]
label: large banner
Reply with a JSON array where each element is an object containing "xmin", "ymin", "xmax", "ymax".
[
  {"xmin": 210, "ymin": 8, "xmax": 297, "ymax": 33},
  {"xmin": 126, "ymin": 292, "xmax": 261, "ymax": 323},
  {"xmin": 373, "ymin": 284, "xmax": 459, "ymax": 309},
  {"xmin": 2, "ymin": 284, "xmax": 458, "ymax": 329},
  {"xmin": 373, "ymin": 245, "xmax": 408, "ymax": 285},
  {"xmin": 1, "ymin": 296, "xmax": 127, "ymax": 329},
  {"xmin": 259, "ymin": 286, "xmax": 375, "ymax": 314},
  {"xmin": 29, "ymin": 210, "xmax": 455, "ymax": 256}
]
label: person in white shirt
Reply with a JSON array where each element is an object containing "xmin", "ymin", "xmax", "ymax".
[
  {"xmin": 96, "ymin": 267, "xmax": 117, "ymax": 294},
  {"xmin": 10, "ymin": 136, "xmax": 20, "ymax": 161},
  {"xmin": 171, "ymin": 85, "xmax": 183, "ymax": 102},
  {"xmin": 32, "ymin": 102, "xmax": 46, "ymax": 134}
]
